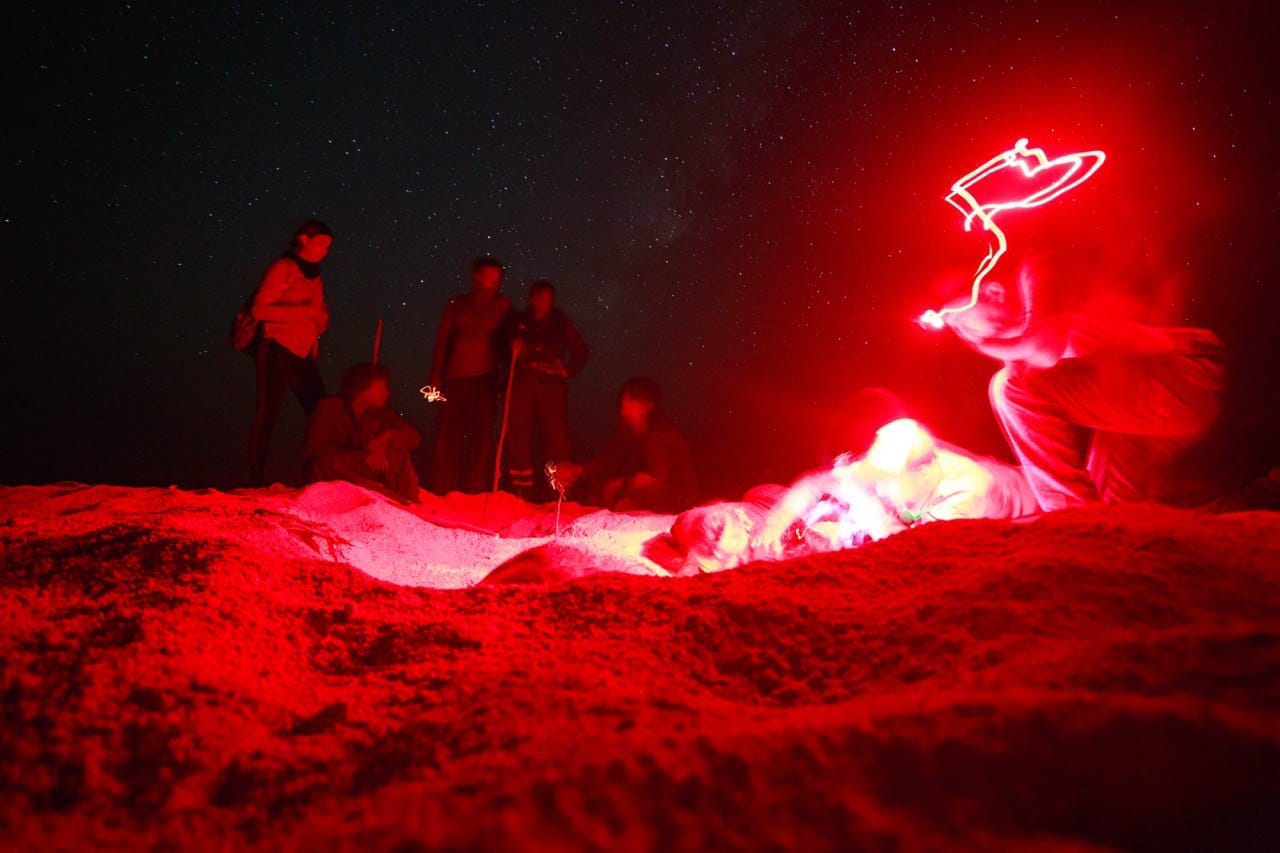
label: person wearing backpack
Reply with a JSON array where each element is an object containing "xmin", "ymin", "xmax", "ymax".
[{"xmin": 245, "ymin": 220, "xmax": 333, "ymax": 486}]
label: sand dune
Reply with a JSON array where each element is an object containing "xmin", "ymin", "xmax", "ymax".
[{"xmin": 1, "ymin": 482, "xmax": 1278, "ymax": 848}]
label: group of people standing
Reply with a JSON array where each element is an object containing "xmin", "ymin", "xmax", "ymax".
[
  {"xmin": 242, "ymin": 217, "xmax": 1228, "ymax": 523},
  {"xmin": 242, "ymin": 221, "xmax": 696, "ymax": 511}
]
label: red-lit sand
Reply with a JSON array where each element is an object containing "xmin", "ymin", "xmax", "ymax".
[{"xmin": 2, "ymin": 482, "xmax": 1278, "ymax": 848}]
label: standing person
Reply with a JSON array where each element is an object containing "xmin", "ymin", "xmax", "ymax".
[
  {"xmin": 427, "ymin": 257, "xmax": 512, "ymax": 494},
  {"xmin": 943, "ymin": 267, "xmax": 1225, "ymax": 510},
  {"xmin": 557, "ymin": 377, "xmax": 697, "ymax": 512},
  {"xmin": 303, "ymin": 363, "xmax": 421, "ymax": 503},
  {"xmin": 498, "ymin": 280, "xmax": 590, "ymax": 499},
  {"xmin": 248, "ymin": 220, "xmax": 333, "ymax": 486}
]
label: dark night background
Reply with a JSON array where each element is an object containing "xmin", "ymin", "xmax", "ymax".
[{"xmin": 3, "ymin": 1, "xmax": 1277, "ymax": 495}]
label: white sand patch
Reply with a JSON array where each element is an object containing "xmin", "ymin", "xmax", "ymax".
[
  {"xmin": 271, "ymin": 481, "xmax": 675, "ymax": 588},
  {"xmin": 0, "ymin": 481, "xmax": 679, "ymax": 589}
]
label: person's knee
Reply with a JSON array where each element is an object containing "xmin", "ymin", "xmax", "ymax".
[
  {"xmin": 988, "ymin": 367, "xmax": 1012, "ymax": 416},
  {"xmin": 989, "ymin": 366, "xmax": 1044, "ymax": 419}
]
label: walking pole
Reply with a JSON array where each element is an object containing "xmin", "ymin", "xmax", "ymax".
[
  {"xmin": 491, "ymin": 354, "xmax": 519, "ymax": 493},
  {"xmin": 372, "ymin": 319, "xmax": 384, "ymax": 364}
]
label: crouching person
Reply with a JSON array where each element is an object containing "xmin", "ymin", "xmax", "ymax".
[
  {"xmin": 303, "ymin": 363, "xmax": 422, "ymax": 502},
  {"xmin": 556, "ymin": 377, "xmax": 696, "ymax": 513}
]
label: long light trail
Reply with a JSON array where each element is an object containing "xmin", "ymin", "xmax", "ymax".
[{"xmin": 919, "ymin": 138, "xmax": 1105, "ymax": 330}]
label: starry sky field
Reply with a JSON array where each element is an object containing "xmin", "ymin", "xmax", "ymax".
[{"xmin": 4, "ymin": 1, "xmax": 1277, "ymax": 492}]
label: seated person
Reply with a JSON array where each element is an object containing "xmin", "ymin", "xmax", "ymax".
[
  {"xmin": 303, "ymin": 363, "xmax": 422, "ymax": 502},
  {"xmin": 556, "ymin": 377, "xmax": 696, "ymax": 513}
]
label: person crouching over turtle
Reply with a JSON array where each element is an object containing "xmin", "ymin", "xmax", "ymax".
[
  {"xmin": 303, "ymin": 363, "xmax": 422, "ymax": 502},
  {"xmin": 556, "ymin": 377, "xmax": 696, "ymax": 513},
  {"xmin": 944, "ymin": 266, "xmax": 1225, "ymax": 511}
]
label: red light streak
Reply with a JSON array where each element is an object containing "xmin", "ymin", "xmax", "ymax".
[{"xmin": 919, "ymin": 138, "xmax": 1105, "ymax": 329}]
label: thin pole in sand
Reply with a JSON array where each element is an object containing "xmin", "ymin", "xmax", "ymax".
[{"xmin": 492, "ymin": 354, "xmax": 518, "ymax": 493}]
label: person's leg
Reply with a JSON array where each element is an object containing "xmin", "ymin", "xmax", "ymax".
[
  {"xmin": 311, "ymin": 449, "xmax": 402, "ymax": 501},
  {"xmin": 991, "ymin": 343, "xmax": 1224, "ymax": 511},
  {"xmin": 528, "ymin": 380, "xmax": 570, "ymax": 501},
  {"xmin": 249, "ymin": 341, "xmax": 290, "ymax": 486},
  {"xmin": 537, "ymin": 379, "xmax": 572, "ymax": 463},
  {"xmin": 288, "ymin": 355, "xmax": 326, "ymax": 415},
  {"xmin": 619, "ymin": 472, "xmax": 680, "ymax": 513},
  {"xmin": 308, "ymin": 450, "xmax": 364, "ymax": 483},
  {"xmin": 429, "ymin": 379, "xmax": 468, "ymax": 494},
  {"xmin": 465, "ymin": 374, "xmax": 499, "ymax": 494},
  {"xmin": 600, "ymin": 477, "xmax": 627, "ymax": 509},
  {"xmin": 505, "ymin": 376, "xmax": 536, "ymax": 497},
  {"xmin": 1087, "ymin": 432, "xmax": 1198, "ymax": 504},
  {"xmin": 384, "ymin": 444, "xmax": 421, "ymax": 503},
  {"xmin": 1031, "ymin": 348, "xmax": 1222, "ymax": 439},
  {"xmin": 989, "ymin": 366, "xmax": 1098, "ymax": 511}
]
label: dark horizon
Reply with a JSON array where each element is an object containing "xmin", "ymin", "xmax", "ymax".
[{"xmin": 4, "ymin": 1, "xmax": 1277, "ymax": 496}]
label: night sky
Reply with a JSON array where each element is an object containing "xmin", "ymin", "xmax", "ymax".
[{"xmin": 5, "ymin": 1, "xmax": 1277, "ymax": 494}]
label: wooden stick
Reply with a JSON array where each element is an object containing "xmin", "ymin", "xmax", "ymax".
[
  {"xmin": 372, "ymin": 318, "xmax": 383, "ymax": 364},
  {"xmin": 492, "ymin": 354, "xmax": 519, "ymax": 493}
]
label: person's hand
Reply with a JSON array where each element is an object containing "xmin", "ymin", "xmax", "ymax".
[
  {"xmin": 366, "ymin": 448, "xmax": 389, "ymax": 475},
  {"xmin": 531, "ymin": 359, "xmax": 568, "ymax": 378},
  {"xmin": 366, "ymin": 436, "xmax": 391, "ymax": 474}
]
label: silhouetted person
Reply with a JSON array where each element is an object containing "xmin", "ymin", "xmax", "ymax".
[
  {"xmin": 248, "ymin": 220, "xmax": 332, "ymax": 486},
  {"xmin": 944, "ymin": 269, "xmax": 1225, "ymax": 510},
  {"xmin": 428, "ymin": 257, "xmax": 512, "ymax": 494},
  {"xmin": 558, "ymin": 377, "xmax": 696, "ymax": 512},
  {"xmin": 304, "ymin": 363, "xmax": 421, "ymax": 503},
  {"xmin": 498, "ymin": 280, "xmax": 590, "ymax": 498}
]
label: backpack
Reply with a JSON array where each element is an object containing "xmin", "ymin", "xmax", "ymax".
[{"xmin": 229, "ymin": 291, "xmax": 261, "ymax": 355}]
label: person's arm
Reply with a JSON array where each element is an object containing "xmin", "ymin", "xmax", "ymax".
[
  {"xmin": 429, "ymin": 298, "xmax": 457, "ymax": 387},
  {"xmin": 368, "ymin": 409, "xmax": 422, "ymax": 452},
  {"xmin": 496, "ymin": 308, "xmax": 522, "ymax": 358},
  {"xmin": 949, "ymin": 311, "xmax": 1069, "ymax": 368},
  {"xmin": 313, "ymin": 287, "xmax": 330, "ymax": 334},
  {"xmin": 562, "ymin": 316, "xmax": 590, "ymax": 378},
  {"xmin": 583, "ymin": 426, "xmax": 636, "ymax": 481},
  {"xmin": 251, "ymin": 260, "xmax": 315, "ymax": 323},
  {"xmin": 644, "ymin": 427, "xmax": 689, "ymax": 485},
  {"xmin": 916, "ymin": 464, "xmax": 987, "ymax": 521}
]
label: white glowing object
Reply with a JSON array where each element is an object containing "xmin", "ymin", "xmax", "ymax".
[
  {"xmin": 419, "ymin": 385, "xmax": 447, "ymax": 403},
  {"xmin": 866, "ymin": 418, "xmax": 927, "ymax": 474}
]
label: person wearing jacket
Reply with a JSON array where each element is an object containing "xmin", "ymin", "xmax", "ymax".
[
  {"xmin": 557, "ymin": 377, "xmax": 696, "ymax": 513},
  {"xmin": 944, "ymin": 265, "xmax": 1224, "ymax": 510},
  {"xmin": 304, "ymin": 363, "xmax": 421, "ymax": 503},
  {"xmin": 497, "ymin": 280, "xmax": 590, "ymax": 498},
  {"xmin": 427, "ymin": 257, "xmax": 512, "ymax": 494},
  {"xmin": 248, "ymin": 220, "xmax": 332, "ymax": 486}
]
